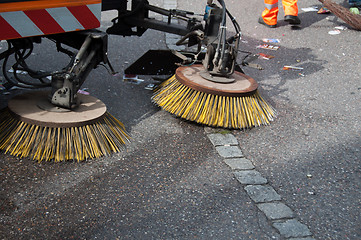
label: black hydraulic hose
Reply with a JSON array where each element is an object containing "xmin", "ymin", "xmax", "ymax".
[
  {"xmin": 217, "ymin": 0, "xmax": 227, "ymax": 26},
  {"xmin": 13, "ymin": 43, "xmax": 51, "ymax": 86},
  {"xmin": 2, "ymin": 41, "xmax": 50, "ymax": 88},
  {"xmin": 2, "ymin": 49, "xmax": 35, "ymax": 88},
  {"xmin": 215, "ymin": 0, "xmax": 227, "ymax": 65},
  {"xmin": 226, "ymin": 9, "xmax": 240, "ymax": 33}
]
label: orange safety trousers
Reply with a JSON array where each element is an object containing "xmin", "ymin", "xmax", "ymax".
[{"xmin": 262, "ymin": 0, "xmax": 298, "ymax": 25}]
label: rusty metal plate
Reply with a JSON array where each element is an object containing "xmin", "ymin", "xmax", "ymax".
[
  {"xmin": 175, "ymin": 65, "xmax": 258, "ymax": 97},
  {"xmin": 8, "ymin": 91, "xmax": 107, "ymax": 127}
]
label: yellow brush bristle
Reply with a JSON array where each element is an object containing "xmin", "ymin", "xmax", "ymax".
[
  {"xmin": 152, "ymin": 75, "xmax": 276, "ymax": 129},
  {"xmin": 0, "ymin": 109, "xmax": 130, "ymax": 162}
]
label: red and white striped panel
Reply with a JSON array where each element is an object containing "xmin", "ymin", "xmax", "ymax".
[{"xmin": 0, "ymin": 3, "xmax": 101, "ymax": 40}]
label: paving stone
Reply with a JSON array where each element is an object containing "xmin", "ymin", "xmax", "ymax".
[
  {"xmin": 203, "ymin": 127, "xmax": 231, "ymax": 134},
  {"xmin": 257, "ymin": 202, "xmax": 294, "ymax": 220},
  {"xmin": 234, "ymin": 170, "xmax": 267, "ymax": 185},
  {"xmin": 207, "ymin": 133, "xmax": 238, "ymax": 146},
  {"xmin": 216, "ymin": 146, "xmax": 243, "ymax": 158},
  {"xmin": 273, "ymin": 219, "xmax": 312, "ymax": 238},
  {"xmin": 244, "ymin": 185, "xmax": 281, "ymax": 203},
  {"xmin": 224, "ymin": 158, "xmax": 254, "ymax": 170},
  {"xmin": 204, "ymin": 127, "xmax": 217, "ymax": 134}
]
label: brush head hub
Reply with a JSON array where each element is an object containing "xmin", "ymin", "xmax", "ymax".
[
  {"xmin": 7, "ymin": 91, "xmax": 107, "ymax": 128},
  {"xmin": 175, "ymin": 65, "xmax": 258, "ymax": 97}
]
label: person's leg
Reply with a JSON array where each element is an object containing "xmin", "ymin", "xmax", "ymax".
[
  {"xmin": 282, "ymin": 0, "xmax": 298, "ymax": 16},
  {"xmin": 260, "ymin": 0, "xmax": 279, "ymax": 27},
  {"xmin": 282, "ymin": 0, "xmax": 300, "ymax": 24}
]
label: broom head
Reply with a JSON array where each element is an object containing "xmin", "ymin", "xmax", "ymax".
[
  {"xmin": 0, "ymin": 91, "xmax": 130, "ymax": 162},
  {"xmin": 319, "ymin": 0, "xmax": 361, "ymax": 30},
  {"xmin": 152, "ymin": 65, "xmax": 276, "ymax": 129}
]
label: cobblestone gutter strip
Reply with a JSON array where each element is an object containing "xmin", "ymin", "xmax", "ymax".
[
  {"xmin": 205, "ymin": 127, "xmax": 315, "ymax": 240},
  {"xmin": 164, "ymin": 0, "xmax": 314, "ymax": 238}
]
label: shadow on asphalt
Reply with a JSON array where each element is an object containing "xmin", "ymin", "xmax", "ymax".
[{"xmin": 235, "ymin": 34, "xmax": 327, "ymax": 103}]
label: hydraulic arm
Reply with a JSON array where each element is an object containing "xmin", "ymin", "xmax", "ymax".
[{"xmin": 0, "ymin": 0, "xmax": 242, "ymax": 109}]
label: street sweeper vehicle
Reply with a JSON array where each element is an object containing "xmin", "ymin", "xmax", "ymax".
[{"xmin": 0, "ymin": 0, "xmax": 276, "ymax": 162}]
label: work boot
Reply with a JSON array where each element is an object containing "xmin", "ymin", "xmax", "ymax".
[
  {"xmin": 284, "ymin": 15, "xmax": 301, "ymax": 25},
  {"xmin": 258, "ymin": 17, "xmax": 277, "ymax": 28}
]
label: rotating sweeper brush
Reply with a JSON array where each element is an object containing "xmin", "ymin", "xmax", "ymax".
[
  {"xmin": 152, "ymin": 65, "xmax": 275, "ymax": 129},
  {"xmin": 152, "ymin": 0, "xmax": 276, "ymax": 129},
  {"xmin": 0, "ymin": 0, "xmax": 130, "ymax": 162},
  {"xmin": 0, "ymin": 91, "xmax": 129, "ymax": 162},
  {"xmin": 0, "ymin": 30, "xmax": 130, "ymax": 162}
]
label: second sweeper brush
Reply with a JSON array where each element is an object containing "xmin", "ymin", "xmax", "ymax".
[{"xmin": 152, "ymin": 65, "xmax": 276, "ymax": 129}]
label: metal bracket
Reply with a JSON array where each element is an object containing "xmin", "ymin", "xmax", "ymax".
[
  {"xmin": 51, "ymin": 87, "xmax": 73, "ymax": 109},
  {"xmin": 49, "ymin": 31, "xmax": 108, "ymax": 109},
  {"xmin": 199, "ymin": 70, "xmax": 235, "ymax": 83}
]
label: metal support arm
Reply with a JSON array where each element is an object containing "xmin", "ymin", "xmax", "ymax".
[{"xmin": 49, "ymin": 31, "xmax": 111, "ymax": 109}]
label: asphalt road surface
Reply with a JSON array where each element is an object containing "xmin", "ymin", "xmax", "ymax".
[{"xmin": 0, "ymin": 0, "xmax": 360, "ymax": 239}]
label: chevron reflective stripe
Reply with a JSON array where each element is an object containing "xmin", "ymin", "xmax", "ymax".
[
  {"xmin": 87, "ymin": 3, "xmax": 102, "ymax": 21},
  {"xmin": 0, "ymin": 11, "xmax": 43, "ymax": 39},
  {"xmin": 0, "ymin": 3, "xmax": 101, "ymax": 40},
  {"xmin": 24, "ymin": 9, "xmax": 64, "ymax": 35},
  {"xmin": 46, "ymin": 7, "xmax": 85, "ymax": 32},
  {"xmin": 0, "ymin": 15, "xmax": 21, "ymax": 40},
  {"xmin": 68, "ymin": 5, "xmax": 101, "ymax": 30}
]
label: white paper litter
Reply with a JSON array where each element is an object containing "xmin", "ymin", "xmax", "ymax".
[
  {"xmin": 328, "ymin": 30, "xmax": 341, "ymax": 35},
  {"xmin": 301, "ymin": 7, "xmax": 318, "ymax": 12}
]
